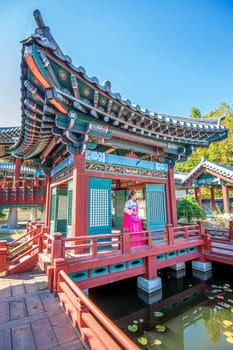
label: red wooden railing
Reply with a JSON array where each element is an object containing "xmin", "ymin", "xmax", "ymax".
[
  {"xmin": 0, "ymin": 178, "xmax": 46, "ymax": 206},
  {"xmin": 0, "ymin": 221, "xmax": 47, "ymax": 274},
  {"xmin": 205, "ymin": 220, "xmax": 233, "ymax": 240},
  {"xmin": 57, "ymin": 269, "xmax": 140, "ymax": 350},
  {"xmin": 202, "ymin": 220, "xmax": 233, "ymax": 264},
  {"xmin": 49, "ymin": 223, "xmax": 202, "ymax": 263}
]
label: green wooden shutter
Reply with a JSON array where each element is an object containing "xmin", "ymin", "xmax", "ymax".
[
  {"xmin": 67, "ymin": 180, "xmax": 73, "ymax": 237},
  {"xmin": 146, "ymin": 184, "xmax": 167, "ymax": 233},
  {"xmin": 115, "ymin": 190, "xmax": 127, "ymax": 229},
  {"xmin": 88, "ymin": 178, "xmax": 112, "ymax": 235}
]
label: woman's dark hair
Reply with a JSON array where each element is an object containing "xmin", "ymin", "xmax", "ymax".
[{"xmin": 128, "ymin": 190, "xmax": 136, "ymax": 200}]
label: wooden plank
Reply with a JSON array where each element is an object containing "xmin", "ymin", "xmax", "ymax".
[
  {"xmin": 40, "ymin": 290, "xmax": 61, "ymax": 311},
  {"xmin": 31, "ymin": 317, "xmax": 58, "ymax": 350},
  {"xmin": 50, "ymin": 339, "xmax": 85, "ymax": 350},
  {"xmin": 11, "ymin": 283, "xmax": 26, "ymax": 296},
  {"xmin": 0, "ymin": 302, "xmax": 10, "ymax": 323},
  {"xmin": 0, "ymin": 284, "xmax": 11, "ymax": 299},
  {"xmin": 49, "ymin": 312, "xmax": 78, "ymax": 344},
  {"xmin": 10, "ymin": 298, "xmax": 27, "ymax": 320},
  {"xmin": 33, "ymin": 275, "xmax": 48, "ymax": 290},
  {"xmin": 0, "ymin": 328, "xmax": 11, "ymax": 350},
  {"xmin": 24, "ymin": 280, "xmax": 38, "ymax": 293},
  {"xmin": 0, "ymin": 307, "xmax": 61, "ymax": 330},
  {"xmin": 25, "ymin": 293, "xmax": 44, "ymax": 316},
  {"xmin": 12, "ymin": 323, "xmax": 36, "ymax": 350}
]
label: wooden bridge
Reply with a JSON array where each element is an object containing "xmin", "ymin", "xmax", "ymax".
[
  {"xmin": 0, "ymin": 220, "xmax": 232, "ymax": 350},
  {"xmin": 0, "ymin": 178, "xmax": 46, "ymax": 208}
]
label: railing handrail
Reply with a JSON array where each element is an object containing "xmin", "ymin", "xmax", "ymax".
[
  {"xmin": 50, "ymin": 224, "xmax": 202, "ymax": 261},
  {"xmin": 58, "ymin": 269, "xmax": 140, "ymax": 350},
  {"xmin": 7, "ymin": 227, "xmax": 37, "ymax": 248},
  {"xmin": 9, "ymin": 244, "xmax": 39, "ymax": 265}
]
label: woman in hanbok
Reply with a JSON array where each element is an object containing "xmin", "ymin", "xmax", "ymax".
[{"xmin": 122, "ymin": 191, "xmax": 144, "ymax": 246}]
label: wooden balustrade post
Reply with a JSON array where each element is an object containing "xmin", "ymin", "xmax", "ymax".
[
  {"xmin": 184, "ymin": 226, "xmax": 189, "ymax": 240},
  {"xmin": 26, "ymin": 220, "xmax": 32, "ymax": 232},
  {"xmin": 198, "ymin": 220, "xmax": 205, "ymax": 237},
  {"xmin": 76, "ymin": 297, "xmax": 88, "ymax": 328},
  {"xmin": 0, "ymin": 241, "xmax": 8, "ymax": 273},
  {"xmin": 51, "ymin": 233, "xmax": 64, "ymax": 263},
  {"xmin": 166, "ymin": 224, "xmax": 174, "ymax": 245},
  {"xmin": 53, "ymin": 258, "xmax": 67, "ymax": 292},
  {"xmin": 147, "ymin": 231, "xmax": 152, "ymax": 248},
  {"xmin": 229, "ymin": 220, "xmax": 233, "ymax": 240},
  {"xmin": 122, "ymin": 229, "xmax": 130, "ymax": 253},
  {"xmin": 47, "ymin": 265, "xmax": 54, "ymax": 292},
  {"xmin": 90, "ymin": 238, "xmax": 97, "ymax": 257},
  {"xmin": 203, "ymin": 233, "xmax": 211, "ymax": 252}
]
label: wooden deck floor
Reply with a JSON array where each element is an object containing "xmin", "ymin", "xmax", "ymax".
[{"xmin": 0, "ymin": 268, "xmax": 86, "ymax": 350}]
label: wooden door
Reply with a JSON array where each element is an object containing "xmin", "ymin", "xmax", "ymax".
[
  {"xmin": 88, "ymin": 178, "xmax": 112, "ymax": 235},
  {"xmin": 146, "ymin": 184, "xmax": 167, "ymax": 234}
]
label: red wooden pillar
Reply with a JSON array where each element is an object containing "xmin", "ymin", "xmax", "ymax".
[
  {"xmin": 210, "ymin": 187, "xmax": 216, "ymax": 209},
  {"xmin": 14, "ymin": 157, "xmax": 22, "ymax": 182},
  {"xmin": 44, "ymin": 174, "xmax": 51, "ymax": 229},
  {"xmin": 167, "ymin": 165, "xmax": 177, "ymax": 226},
  {"xmin": 195, "ymin": 187, "xmax": 202, "ymax": 207},
  {"xmin": 222, "ymin": 184, "xmax": 229, "ymax": 214},
  {"xmin": 72, "ymin": 152, "xmax": 89, "ymax": 237}
]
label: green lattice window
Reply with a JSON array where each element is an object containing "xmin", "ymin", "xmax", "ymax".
[
  {"xmin": 67, "ymin": 189, "xmax": 73, "ymax": 225},
  {"xmin": 88, "ymin": 178, "xmax": 112, "ymax": 234}
]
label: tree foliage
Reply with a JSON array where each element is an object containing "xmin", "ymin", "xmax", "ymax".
[
  {"xmin": 177, "ymin": 194, "xmax": 206, "ymax": 222},
  {"xmin": 176, "ymin": 103, "xmax": 233, "ymax": 173},
  {"xmin": 190, "ymin": 106, "xmax": 201, "ymax": 119}
]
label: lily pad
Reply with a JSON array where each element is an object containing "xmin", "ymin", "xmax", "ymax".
[
  {"xmin": 155, "ymin": 324, "xmax": 167, "ymax": 333},
  {"xmin": 128, "ymin": 324, "xmax": 138, "ymax": 332},
  {"xmin": 226, "ymin": 336, "xmax": 233, "ymax": 344},
  {"xmin": 222, "ymin": 320, "xmax": 233, "ymax": 327},
  {"xmin": 153, "ymin": 311, "xmax": 164, "ymax": 318},
  {"xmin": 151, "ymin": 339, "xmax": 162, "ymax": 345},
  {"xmin": 137, "ymin": 336, "xmax": 148, "ymax": 345}
]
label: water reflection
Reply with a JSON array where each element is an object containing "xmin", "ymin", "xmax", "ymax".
[{"xmin": 89, "ymin": 263, "xmax": 233, "ymax": 349}]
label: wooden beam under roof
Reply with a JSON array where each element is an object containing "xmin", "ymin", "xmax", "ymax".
[{"xmin": 105, "ymin": 147, "xmax": 117, "ymax": 154}]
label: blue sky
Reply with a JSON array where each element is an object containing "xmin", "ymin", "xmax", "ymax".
[{"xmin": 0, "ymin": 0, "xmax": 233, "ymax": 126}]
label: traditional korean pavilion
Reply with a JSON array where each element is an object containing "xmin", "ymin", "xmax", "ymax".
[
  {"xmin": 182, "ymin": 158, "xmax": 233, "ymax": 214},
  {"xmin": 11, "ymin": 9, "xmax": 228, "ymax": 239}
]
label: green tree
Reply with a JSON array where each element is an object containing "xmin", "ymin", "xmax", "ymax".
[
  {"xmin": 177, "ymin": 194, "xmax": 206, "ymax": 223},
  {"xmin": 176, "ymin": 102, "xmax": 233, "ymax": 174},
  {"xmin": 0, "ymin": 210, "xmax": 6, "ymax": 219},
  {"xmin": 190, "ymin": 106, "xmax": 201, "ymax": 119}
]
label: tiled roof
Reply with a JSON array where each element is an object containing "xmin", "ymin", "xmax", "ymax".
[
  {"xmin": 12, "ymin": 10, "xmax": 228, "ymax": 166},
  {"xmin": 0, "ymin": 127, "xmax": 20, "ymax": 144},
  {"xmin": 182, "ymin": 158, "xmax": 233, "ymax": 185}
]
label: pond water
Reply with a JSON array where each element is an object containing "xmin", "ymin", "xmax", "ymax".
[{"xmin": 89, "ymin": 262, "xmax": 233, "ymax": 349}]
